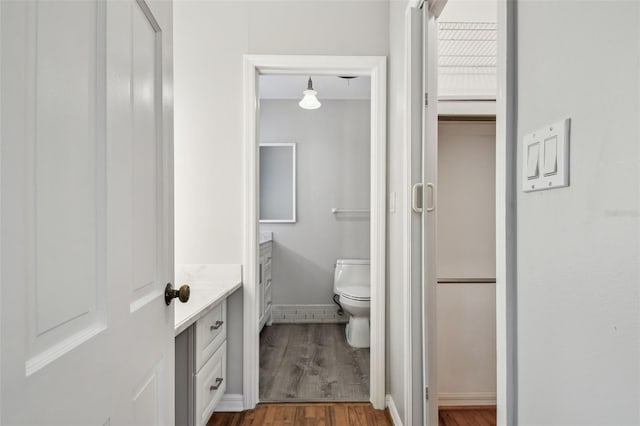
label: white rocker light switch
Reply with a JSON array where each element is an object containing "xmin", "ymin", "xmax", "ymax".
[
  {"xmin": 522, "ymin": 118, "xmax": 570, "ymax": 192},
  {"xmin": 527, "ymin": 142, "xmax": 540, "ymax": 179}
]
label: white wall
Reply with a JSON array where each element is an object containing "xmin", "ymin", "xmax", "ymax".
[
  {"xmin": 437, "ymin": 121, "xmax": 497, "ymax": 405},
  {"xmin": 437, "ymin": 283, "xmax": 495, "ymax": 400},
  {"xmin": 174, "ymin": 0, "xmax": 389, "ymax": 396},
  {"xmin": 438, "ymin": 121, "xmax": 496, "ymax": 280},
  {"xmin": 516, "ymin": 1, "xmax": 640, "ymax": 425},
  {"xmin": 259, "ymin": 100, "xmax": 371, "ymax": 305}
]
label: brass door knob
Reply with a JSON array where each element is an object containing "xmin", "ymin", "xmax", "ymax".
[{"xmin": 165, "ymin": 283, "xmax": 190, "ymax": 305}]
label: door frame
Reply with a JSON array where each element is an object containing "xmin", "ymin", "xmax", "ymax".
[
  {"xmin": 405, "ymin": 0, "xmax": 517, "ymax": 424},
  {"xmin": 495, "ymin": 1, "xmax": 517, "ymax": 424},
  {"xmin": 242, "ymin": 54, "xmax": 387, "ymax": 410},
  {"xmin": 404, "ymin": 3, "xmax": 425, "ymax": 426},
  {"xmin": 0, "ymin": 2, "xmax": 3, "ymax": 419}
]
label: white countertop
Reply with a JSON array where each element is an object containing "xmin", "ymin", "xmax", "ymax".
[
  {"xmin": 259, "ymin": 231, "xmax": 273, "ymax": 244},
  {"xmin": 174, "ymin": 264, "xmax": 242, "ymax": 336}
]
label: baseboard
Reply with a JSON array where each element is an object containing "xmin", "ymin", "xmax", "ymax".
[
  {"xmin": 214, "ymin": 393, "xmax": 244, "ymax": 412},
  {"xmin": 385, "ymin": 394, "xmax": 403, "ymax": 426},
  {"xmin": 271, "ymin": 304, "xmax": 348, "ymax": 324},
  {"xmin": 438, "ymin": 392, "xmax": 497, "ymax": 406}
]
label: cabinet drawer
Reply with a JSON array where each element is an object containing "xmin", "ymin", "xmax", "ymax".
[
  {"xmin": 195, "ymin": 300, "xmax": 226, "ymax": 372},
  {"xmin": 265, "ymin": 286, "xmax": 272, "ymax": 306},
  {"xmin": 263, "ymin": 253, "xmax": 272, "ymax": 271},
  {"xmin": 195, "ymin": 341, "xmax": 226, "ymax": 426},
  {"xmin": 260, "ymin": 243, "xmax": 272, "ymax": 267},
  {"xmin": 259, "ymin": 241, "xmax": 272, "ymax": 256}
]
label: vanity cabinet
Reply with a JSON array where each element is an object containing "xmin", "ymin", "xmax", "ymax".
[
  {"xmin": 175, "ymin": 300, "xmax": 227, "ymax": 426},
  {"xmin": 259, "ymin": 241, "xmax": 273, "ymax": 331}
]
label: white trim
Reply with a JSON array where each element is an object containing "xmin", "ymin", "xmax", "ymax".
[
  {"xmin": 0, "ymin": 0, "xmax": 3, "ymax": 418},
  {"xmin": 402, "ymin": 4, "xmax": 421, "ymax": 426},
  {"xmin": 438, "ymin": 392, "xmax": 497, "ymax": 407},
  {"xmin": 242, "ymin": 55, "xmax": 259, "ymax": 410},
  {"xmin": 439, "ymin": 95, "xmax": 496, "ymax": 101},
  {"xmin": 423, "ymin": 6, "xmax": 440, "ymax": 426},
  {"xmin": 271, "ymin": 304, "xmax": 347, "ymax": 324},
  {"xmin": 496, "ymin": 1, "xmax": 517, "ymax": 425},
  {"xmin": 215, "ymin": 394, "xmax": 244, "ymax": 413},
  {"xmin": 243, "ymin": 55, "xmax": 387, "ymax": 410},
  {"xmin": 438, "ymin": 100, "xmax": 496, "ymax": 117},
  {"xmin": 386, "ymin": 394, "xmax": 403, "ymax": 426}
]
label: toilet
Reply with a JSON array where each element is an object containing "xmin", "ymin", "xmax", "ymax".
[{"xmin": 333, "ymin": 259, "xmax": 370, "ymax": 348}]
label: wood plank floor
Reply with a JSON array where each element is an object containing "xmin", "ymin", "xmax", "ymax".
[
  {"xmin": 208, "ymin": 403, "xmax": 496, "ymax": 426},
  {"xmin": 260, "ymin": 324, "xmax": 369, "ymax": 402},
  {"xmin": 208, "ymin": 402, "xmax": 391, "ymax": 426},
  {"xmin": 439, "ymin": 406, "xmax": 497, "ymax": 426}
]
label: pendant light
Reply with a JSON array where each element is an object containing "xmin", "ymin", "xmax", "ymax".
[{"xmin": 298, "ymin": 77, "xmax": 321, "ymax": 110}]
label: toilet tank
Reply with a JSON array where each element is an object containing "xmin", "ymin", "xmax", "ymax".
[{"xmin": 333, "ymin": 259, "xmax": 370, "ymax": 293}]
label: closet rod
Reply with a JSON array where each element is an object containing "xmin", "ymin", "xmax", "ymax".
[{"xmin": 437, "ymin": 278, "xmax": 496, "ymax": 284}]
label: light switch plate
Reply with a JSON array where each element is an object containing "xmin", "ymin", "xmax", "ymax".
[{"xmin": 522, "ymin": 118, "xmax": 570, "ymax": 192}]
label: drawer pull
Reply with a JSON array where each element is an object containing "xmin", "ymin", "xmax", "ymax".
[
  {"xmin": 210, "ymin": 320, "xmax": 224, "ymax": 331},
  {"xmin": 209, "ymin": 377, "xmax": 223, "ymax": 391}
]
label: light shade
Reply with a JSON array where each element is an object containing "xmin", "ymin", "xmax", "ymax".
[{"xmin": 298, "ymin": 77, "xmax": 321, "ymax": 110}]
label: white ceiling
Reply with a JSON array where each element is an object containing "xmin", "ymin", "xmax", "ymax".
[{"xmin": 259, "ymin": 75, "xmax": 371, "ymax": 100}]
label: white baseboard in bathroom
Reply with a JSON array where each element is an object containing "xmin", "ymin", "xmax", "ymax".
[
  {"xmin": 438, "ymin": 392, "xmax": 497, "ymax": 406},
  {"xmin": 271, "ymin": 304, "xmax": 348, "ymax": 324},
  {"xmin": 385, "ymin": 394, "xmax": 403, "ymax": 426},
  {"xmin": 214, "ymin": 393, "xmax": 244, "ymax": 412}
]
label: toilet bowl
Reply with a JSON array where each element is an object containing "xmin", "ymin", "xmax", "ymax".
[{"xmin": 333, "ymin": 259, "xmax": 370, "ymax": 348}]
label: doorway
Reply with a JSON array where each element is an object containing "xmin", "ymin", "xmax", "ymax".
[
  {"xmin": 408, "ymin": 0, "xmax": 515, "ymax": 424},
  {"xmin": 436, "ymin": 118, "xmax": 497, "ymax": 416},
  {"xmin": 241, "ymin": 55, "xmax": 387, "ymax": 410},
  {"xmin": 257, "ymin": 74, "xmax": 372, "ymax": 402}
]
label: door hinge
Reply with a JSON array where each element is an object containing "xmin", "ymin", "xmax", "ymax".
[
  {"xmin": 424, "ymin": 93, "xmax": 428, "ymax": 107},
  {"xmin": 425, "ymin": 387, "xmax": 429, "ymax": 400}
]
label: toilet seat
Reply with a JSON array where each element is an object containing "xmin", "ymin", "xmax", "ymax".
[{"xmin": 339, "ymin": 285, "xmax": 370, "ymax": 301}]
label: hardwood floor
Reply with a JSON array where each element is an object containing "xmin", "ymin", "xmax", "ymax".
[
  {"xmin": 260, "ymin": 324, "xmax": 369, "ymax": 402},
  {"xmin": 208, "ymin": 403, "xmax": 496, "ymax": 426},
  {"xmin": 208, "ymin": 402, "xmax": 392, "ymax": 426},
  {"xmin": 439, "ymin": 406, "xmax": 497, "ymax": 426}
]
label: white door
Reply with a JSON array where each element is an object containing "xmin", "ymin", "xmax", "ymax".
[
  {"xmin": 1, "ymin": 0, "xmax": 176, "ymax": 424},
  {"xmin": 421, "ymin": 2, "xmax": 440, "ymax": 426},
  {"xmin": 409, "ymin": 5, "xmax": 425, "ymax": 426}
]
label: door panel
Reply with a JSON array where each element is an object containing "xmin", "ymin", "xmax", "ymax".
[
  {"xmin": 24, "ymin": 0, "xmax": 106, "ymax": 375},
  {"xmin": 1, "ymin": 0, "xmax": 174, "ymax": 424},
  {"xmin": 33, "ymin": 0, "xmax": 99, "ymax": 337},
  {"xmin": 133, "ymin": 360, "xmax": 165, "ymax": 425},
  {"xmin": 409, "ymin": 6, "xmax": 424, "ymax": 426},
  {"xmin": 422, "ymin": 4, "xmax": 439, "ymax": 426},
  {"xmin": 131, "ymin": 0, "xmax": 163, "ymax": 310}
]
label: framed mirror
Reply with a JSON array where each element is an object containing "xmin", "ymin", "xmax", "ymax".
[{"xmin": 259, "ymin": 143, "xmax": 297, "ymax": 223}]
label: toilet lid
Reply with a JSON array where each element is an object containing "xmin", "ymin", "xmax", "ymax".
[{"xmin": 340, "ymin": 286, "xmax": 370, "ymax": 301}]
